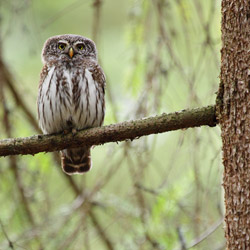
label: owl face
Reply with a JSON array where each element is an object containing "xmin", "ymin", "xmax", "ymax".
[{"xmin": 41, "ymin": 34, "xmax": 97, "ymax": 65}]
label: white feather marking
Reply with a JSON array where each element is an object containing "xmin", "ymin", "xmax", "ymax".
[{"xmin": 38, "ymin": 67, "xmax": 104, "ymax": 134}]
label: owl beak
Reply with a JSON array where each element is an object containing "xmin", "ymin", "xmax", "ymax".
[{"xmin": 69, "ymin": 47, "xmax": 74, "ymax": 58}]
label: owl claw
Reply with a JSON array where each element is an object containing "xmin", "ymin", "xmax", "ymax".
[
  {"xmin": 72, "ymin": 128, "xmax": 77, "ymax": 135},
  {"xmin": 63, "ymin": 129, "xmax": 70, "ymax": 135},
  {"xmin": 62, "ymin": 128, "xmax": 76, "ymax": 136}
]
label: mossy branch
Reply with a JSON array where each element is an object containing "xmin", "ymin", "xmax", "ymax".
[{"xmin": 0, "ymin": 105, "xmax": 217, "ymax": 157}]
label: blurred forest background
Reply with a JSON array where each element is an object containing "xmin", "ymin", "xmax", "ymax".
[{"xmin": 0, "ymin": 0, "xmax": 224, "ymax": 249}]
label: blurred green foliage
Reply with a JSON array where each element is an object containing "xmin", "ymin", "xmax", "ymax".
[{"xmin": 0, "ymin": 0, "xmax": 224, "ymax": 249}]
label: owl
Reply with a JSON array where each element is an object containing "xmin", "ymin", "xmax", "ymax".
[{"xmin": 37, "ymin": 34, "xmax": 105, "ymax": 175}]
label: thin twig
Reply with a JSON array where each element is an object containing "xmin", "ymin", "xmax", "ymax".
[
  {"xmin": 0, "ymin": 219, "xmax": 15, "ymax": 249},
  {"xmin": 172, "ymin": 218, "xmax": 223, "ymax": 250},
  {"xmin": 89, "ymin": 210, "xmax": 115, "ymax": 250},
  {"xmin": 92, "ymin": 0, "xmax": 102, "ymax": 44},
  {"xmin": 177, "ymin": 227, "xmax": 187, "ymax": 250},
  {"xmin": 187, "ymin": 218, "xmax": 223, "ymax": 248},
  {"xmin": 41, "ymin": 0, "xmax": 90, "ymax": 29}
]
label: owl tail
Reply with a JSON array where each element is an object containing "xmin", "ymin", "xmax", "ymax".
[{"xmin": 61, "ymin": 147, "xmax": 91, "ymax": 175}]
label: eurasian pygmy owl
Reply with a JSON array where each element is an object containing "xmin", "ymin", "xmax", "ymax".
[{"xmin": 37, "ymin": 34, "xmax": 105, "ymax": 175}]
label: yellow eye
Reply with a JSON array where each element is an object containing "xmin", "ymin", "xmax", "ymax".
[
  {"xmin": 58, "ymin": 43, "xmax": 66, "ymax": 50},
  {"xmin": 77, "ymin": 44, "xmax": 84, "ymax": 50}
]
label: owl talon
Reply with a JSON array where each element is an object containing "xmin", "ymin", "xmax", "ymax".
[
  {"xmin": 72, "ymin": 128, "xmax": 77, "ymax": 135},
  {"xmin": 63, "ymin": 129, "xmax": 70, "ymax": 135}
]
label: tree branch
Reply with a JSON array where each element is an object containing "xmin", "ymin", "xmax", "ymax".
[{"xmin": 0, "ymin": 105, "xmax": 217, "ymax": 157}]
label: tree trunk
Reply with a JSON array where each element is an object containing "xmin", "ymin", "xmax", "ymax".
[{"xmin": 218, "ymin": 0, "xmax": 250, "ymax": 248}]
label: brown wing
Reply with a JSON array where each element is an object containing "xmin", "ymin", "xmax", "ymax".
[
  {"xmin": 37, "ymin": 64, "xmax": 49, "ymax": 122},
  {"xmin": 88, "ymin": 62, "xmax": 106, "ymax": 125},
  {"xmin": 88, "ymin": 62, "xmax": 106, "ymax": 92},
  {"xmin": 38, "ymin": 64, "xmax": 49, "ymax": 88}
]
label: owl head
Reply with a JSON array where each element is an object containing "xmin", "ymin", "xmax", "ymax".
[{"xmin": 41, "ymin": 34, "xmax": 97, "ymax": 65}]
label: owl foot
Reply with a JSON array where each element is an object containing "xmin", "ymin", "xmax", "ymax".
[
  {"xmin": 63, "ymin": 129, "xmax": 70, "ymax": 135},
  {"xmin": 72, "ymin": 128, "xmax": 77, "ymax": 135}
]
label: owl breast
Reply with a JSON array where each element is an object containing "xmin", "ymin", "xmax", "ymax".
[{"xmin": 38, "ymin": 65, "xmax": 105, "ymax": 134}]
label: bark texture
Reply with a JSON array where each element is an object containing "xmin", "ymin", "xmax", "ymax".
[
  {"xmin": 218, "ymin": 0, "xmax": 250, "ymax": 248},
  {"xmin": 0, "ymin": 105, "xmax": 216, "ymax": 157}
]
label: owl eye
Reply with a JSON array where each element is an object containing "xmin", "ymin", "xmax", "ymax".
[
  {"xmin": 77, "ymin": 44, "xmax": 85, "ymax": 50},
  {"xmin": 58, "ymin": 43, "xmax": 66, "ymax": 50}
]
